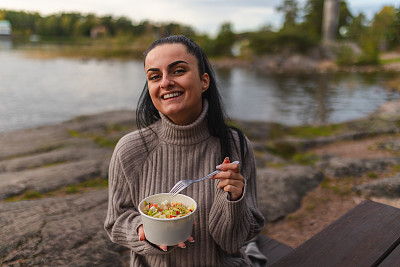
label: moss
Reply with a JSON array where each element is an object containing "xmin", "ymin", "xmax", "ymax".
[
  {"xmin": 292, "ymin": 153, "xmax": 319, "ymax": 165},
  {"xmin": 67, "ymin": 129, "xmax": 80, "ymax": 137},
  {"xmin": 320, "ymin": 177, "xmax": 354, "ymax": 196},
  {"xmin": 264, "ymin": 123, "xmax": 289, "ymax": 140},
  {"xmin": 288, "ymin": 123, "xmax": 346, "ymax": 139},
  {"xmin": 266, "ymin": 141, "xmax": 297, "ymax": 159},
  {"xmin": 65, "ymin": 185, "xmax": 79, "ymax": 194},
  {"xmin": 67, "ymin": 129, "xmax": 119, "ymax": 148},
  {"xmin": 4, "ymin": 177, "xmax": 108, "ymax": 202},
  {"xmin": 265, "ymin": 162, "xmax": 288, "ymax": 169},
  {"xmin": 367, "ymin": 172, "xmax": 378, "ymax": 179},
  {"xmin": 106, "ymin": 123, "xmax": 130, "ymax": 133},
  {"xmin": 392, "ymin": 165, "xmax": 400, "ymax": 173},
  {"xmin": 5, "ymin": 190, "xmax": 43, "ymax": 202},
  {"xmin": 40, "ymin": 161, "xmax": 68, "ymax": 168}
]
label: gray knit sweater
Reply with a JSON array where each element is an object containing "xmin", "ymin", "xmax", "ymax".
[{"xmin": 104, "ymin": 101, "xmax": 265, "ymax": 267}]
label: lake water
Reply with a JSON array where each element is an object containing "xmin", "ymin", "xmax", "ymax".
[{"xmin": 1, "ymin": 44, "xmax": 399, "ymax": 132}]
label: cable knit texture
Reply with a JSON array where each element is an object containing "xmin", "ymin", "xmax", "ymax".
[{"xmin": 104, "ymin": 101, "xmax": 265, "ymax": 266}]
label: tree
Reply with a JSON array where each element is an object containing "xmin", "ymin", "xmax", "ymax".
[
  {"xmin": 370, "ymin": 6, "xmax": 397, "ymax": 50},
  {"xmin": 301, "ymin": 0, "xmax": 325, "ymax": 40},
  {"xmin": 213, "ymin": 22, "xmax": 236, "ymax": 57},
  {"xmin": 344, "ymin": 13, "xmax": 367, "ymax": 42},
  {"xmin": 277, "ymin": 0, "xmax": 300, "ymax": 30}
]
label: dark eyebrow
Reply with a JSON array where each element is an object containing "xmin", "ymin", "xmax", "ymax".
[
  {"xmin": 146, "ymin": 60, "xmax": 188, "ymax": 73},
  {"xmin": 168, "ymin": 60, "xmax": 188, "ymax": 68}
]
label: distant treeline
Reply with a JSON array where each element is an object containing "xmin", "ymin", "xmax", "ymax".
[{"xmin": 1, "ymin": 0, "xmax": 399, "ymax": 64}]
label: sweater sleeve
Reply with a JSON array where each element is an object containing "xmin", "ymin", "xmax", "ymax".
[
  {"xmin": 104, "ymin": 146, "xmax": 165, "ymax": 256},
  {"xmin": 208, "ymin": 136, "xmax": 265, "ymax": 254}
]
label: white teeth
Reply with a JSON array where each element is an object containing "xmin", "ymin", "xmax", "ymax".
[{"xmin": 163, "ymin": 92, "xmax": 182, "ymax": 100}]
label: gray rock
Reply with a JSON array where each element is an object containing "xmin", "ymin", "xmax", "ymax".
[
  {"xmin": 317, "ymin": 157, "xmax": 400, "ymax": 178},
  {"xmin": 377, "ymin": 140, "xmax": 400, "ymax": 152},
  {"xmin": 257, "ymin": 166, "xmax": 324, "ymax": 222},
  {"xmin": 0, "ymin": 146, "xmax": 108, "ymax": 173},
  {"xmin": 0, "ymin": 190, "xmax": 129, "ymax": 267},
  {"xmin": 353, "ymin": 173, "xmax": 400, "ymax": 198},
  {"xmin": 0, "ymin": 159, "xmax": 105, "ymax": 200}
]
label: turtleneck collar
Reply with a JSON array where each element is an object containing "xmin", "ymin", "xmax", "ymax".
[{"xmin": 158, "ymin": 100, "xmax": 210, "ymax": 145}]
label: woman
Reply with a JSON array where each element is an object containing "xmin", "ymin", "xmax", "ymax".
[{"xmin": 104, "ymin": 35, "xmax": 265, "ymax": 266}]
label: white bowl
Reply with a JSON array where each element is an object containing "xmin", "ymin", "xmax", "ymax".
[{"xmin": 138, "ymin": 193, "xmax": 197, "ymax": 246}]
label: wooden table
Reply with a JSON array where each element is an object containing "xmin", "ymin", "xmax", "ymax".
[{"xmin": 271, "ymin": 200, "xmax": 400, "ymax": 267}]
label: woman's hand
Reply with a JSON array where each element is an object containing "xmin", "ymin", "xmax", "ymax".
[
  {"xmin": 138, "ymin": 225, "xmax": 194, "ymax": 251},
  {"xmin": 213, "ymin": 157, "xmax": 245, "ymax": 201}
]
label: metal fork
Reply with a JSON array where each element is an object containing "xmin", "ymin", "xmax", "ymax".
[{"xmin": 169, "ymin": 161, "xmax": 239, "ymax": 197}]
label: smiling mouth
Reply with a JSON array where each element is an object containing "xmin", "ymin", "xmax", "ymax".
[{"xmin": 162, "ymin": 92, "xmax": 183, "ymax": 100}]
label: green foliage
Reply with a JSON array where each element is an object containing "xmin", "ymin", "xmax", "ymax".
[
  {"xmin": 277, "ymin": 0, "xmax": 300, "ymax": 30},
  {"xmin": 65, "ymin": 178, "xmax": 109, "ymax": 194},
  {"xmin": 208, "ymin": 22, "xmax": 236, "ymax": 57},
  {"xmin": 335, "ymin": 44, "xmax": 358, "ymax": 66},
  {"xmin": 301, "ymin": 0, "xmax": 325, "ymax": 40},
  {"xmin": 292, "ymin": 152, "xmax": 319, "ymax": 165},
  {"xmin": 370, "ymin": 6, "xmax": 397, "ymax": 50},
  {"xmin": 289, "ymin": 123, "xmax": 345, "ymax": 139},
  {"xmin": 357, "ymin": 36, "xmax": 380, "ymax": 65},
  {"xmin": 247, "ymin": 29, "xmax": 318, "ymax": 55},
  {"xmin": 2, "ymin": 2, "xmax": 400, "ymax": 60},
  {"xmin": 66, "ymin": 185, "xmax": 79, "ymax": 194},
  {"xmin": 267, "ymin": 141, "xmax": 298, "ymax": 159},
  {"xmin": 67, "ymin": 129, "xmax": 119, "ymax": 147}
]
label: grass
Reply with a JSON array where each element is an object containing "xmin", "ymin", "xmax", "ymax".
[
  {"xmin": 392, "ymin": 164, "xmax": 400, "ymax": 173},
  {"xmin": 264, "ymin": 141, "xmax": 320, "ymax": 165},
  {"xmin": 4, "ymin": 177, "xmax": 108, "ymax": 202},
  {"xmin": 288, "ymin": 123, "xmax": 346, "ymax": 139},
  {"xmin": 67, "ymin": 129, "xmax": 119, "ymax": 148},
  {"xmin": 379, "ymin": 57, "xmax": 400, "ymax": 64}
]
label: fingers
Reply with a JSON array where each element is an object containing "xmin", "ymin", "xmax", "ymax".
[
  {"xmin": 138, "ymin": 225, "xmax": 145, "ymax": 241},
  {"xmin": 159, "ymin": 245, "xmax": 168, "ymax": 251},
  {"xmin": 214, "ymin": 158, "xmax": 244, "ymax": 200},
  {"xmin": 139, "ymin": 224, "xmax": 194, "ymax": 251},
  {"xmin": 216, "ymin": 158, "xmax": 240, "ymax": 173}
]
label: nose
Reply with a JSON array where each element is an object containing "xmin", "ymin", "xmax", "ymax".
[{"xmin": 160, "ymin": 74, "xmax": 174, "ymax": 89}]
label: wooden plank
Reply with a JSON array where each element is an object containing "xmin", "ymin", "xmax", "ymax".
[
  {"xmin": 271, "ymin": 200, "xmax": 400, "ymax": 267},
  {"xmin": 378, "ymin": 242, "xmax": 400, "ymax": 266},
  {"xmin": 257, "ymin": 234, "xmax": 293, "ymax": 265}
]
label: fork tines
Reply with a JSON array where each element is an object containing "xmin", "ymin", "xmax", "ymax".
[{"xmin": 170, "ymin": 182, "xmax": 185, "ymax": 196}]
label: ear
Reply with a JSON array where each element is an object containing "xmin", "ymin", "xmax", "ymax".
[{"xmin": 201, "ymin": 73, "xmax": 210, "ymax": 93}]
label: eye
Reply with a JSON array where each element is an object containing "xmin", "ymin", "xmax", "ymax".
[
  {"xmin": 173, "ymin": 68, "xmax": 186, "ymax": 75},
  {"xmin": 148, "ymin": 74, "xmax": 161, "ymax": 81}
]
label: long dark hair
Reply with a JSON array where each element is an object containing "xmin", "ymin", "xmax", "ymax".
[{"xmin": 136, "ymin": 35, "xmax": 245, "ymax": 161}]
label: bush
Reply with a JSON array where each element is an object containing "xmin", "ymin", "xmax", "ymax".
[
  {"xmin": 247, "ymin": 29, "xmax": 319, "ymax": 55},
  {"xmin": 335, "ymin": 44, "xmax": 358, "ymax": 66}
]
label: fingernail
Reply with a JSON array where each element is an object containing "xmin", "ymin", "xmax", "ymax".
[
  {"xmin": 216, "ymin": 164, "xmax": 222, "ymax": 170},
  {"xmin": 162, "ymin": 248, "xmax": 167, "ymax": 252},
  {"xmin": 189, "ymin": 239, "xmax": 195, "ymax": 243},
  {"xmin": 139, "ymin": 237, "xmax": 144, "ymax": 241},
  {"xmin": 180, "ymin": 245, "xmax": 186, "ymax": 248}
]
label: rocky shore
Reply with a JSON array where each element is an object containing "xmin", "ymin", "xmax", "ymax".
[{"xmin": 1, "ymin": 100, "xmax": 400, "ymax": 266}]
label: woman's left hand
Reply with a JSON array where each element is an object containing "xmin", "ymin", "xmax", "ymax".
[{"xmin": 212, "ymin": 157, "xmax": 245, "ymax": 201}]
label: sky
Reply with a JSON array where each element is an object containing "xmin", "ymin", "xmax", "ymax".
[{"xmin": 0, "ymin": 0, "xmax": 398, "ymax": 35}]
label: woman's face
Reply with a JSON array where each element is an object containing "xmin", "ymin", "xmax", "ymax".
[{"xmin": 145, "ymin": 43, "xmax": 210, "ymax": 125}]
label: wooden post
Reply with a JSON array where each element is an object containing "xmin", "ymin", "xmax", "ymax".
[{"xmin": 322, "ymin": 0, "xmax": 339, "ymax": 44}]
